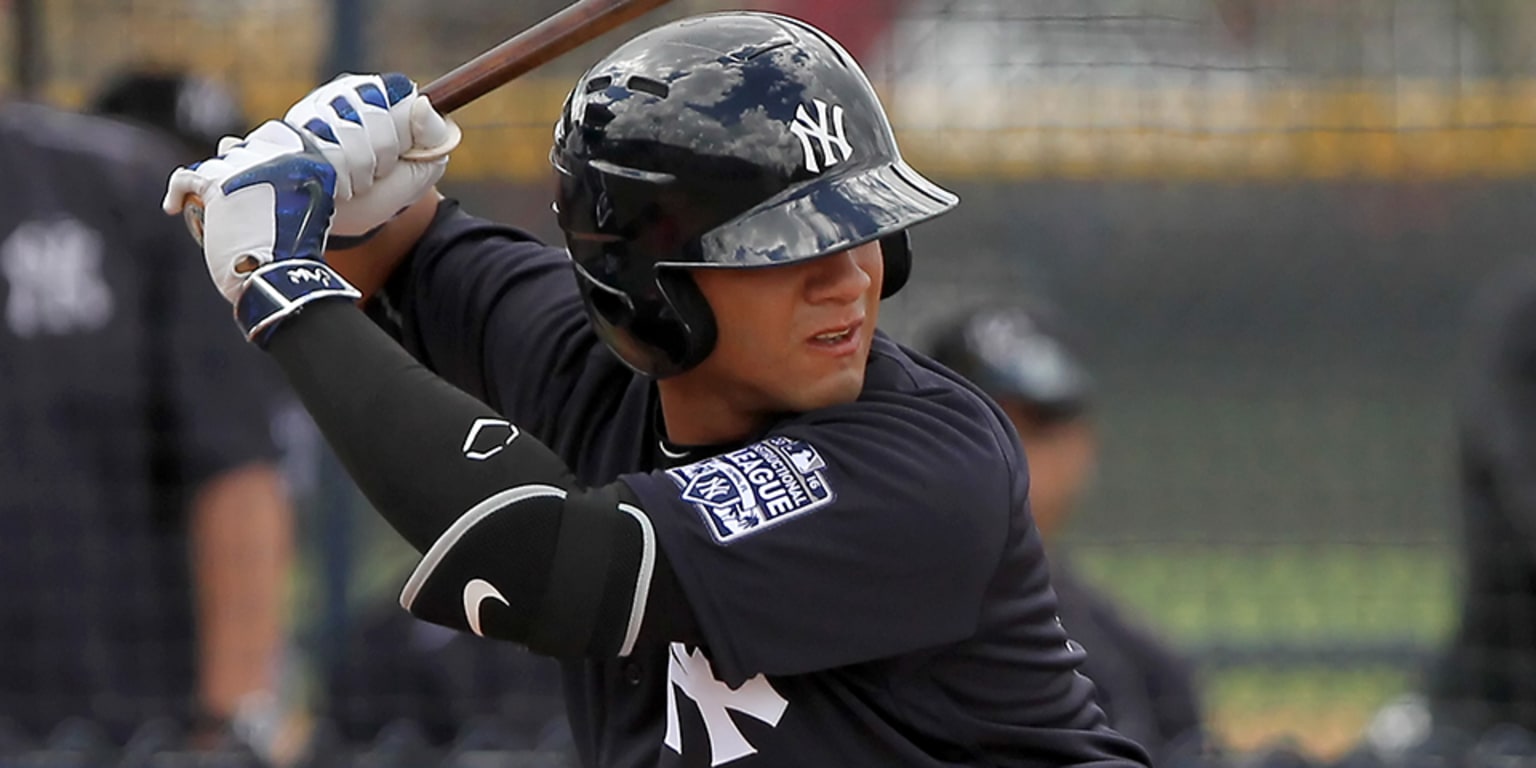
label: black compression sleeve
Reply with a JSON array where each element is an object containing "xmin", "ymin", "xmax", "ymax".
[
  {"xmin": 264, "ymin": 298, "xmax": 700, "ymax": 653},
  {"xmin": 266, "ymin": 299, "xmax": 576, "ymax": 552}
]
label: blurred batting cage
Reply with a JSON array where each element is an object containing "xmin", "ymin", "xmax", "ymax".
[{"xmin": 8, "ymin": 0, "xmax": 1536, "ymax": 765}]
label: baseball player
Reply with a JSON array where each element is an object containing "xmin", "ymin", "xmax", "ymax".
[
  {"xmin": 929, "ymin": 305, "xmax": 1206, "ymax": 763},
  {"xmin": 163, "ymin": 12, "xmax": 1150, "ymax": 767}
]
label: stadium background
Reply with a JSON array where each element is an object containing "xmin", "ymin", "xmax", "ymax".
[{"xmin": 8, "ymin": 0, "xmax": 1536, "ymax": 761}]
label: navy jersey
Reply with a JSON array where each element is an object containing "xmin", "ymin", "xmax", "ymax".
[
  {"xmin": 375, "ymin": 200, "xmax": 1147, "ymax": 767},
  {"xmin": 0, "ymin": 103, "xmax": 279, "ymax": 740},
  {"xmin": 1050, "ymin": 560, "xmax": 1204, "ymax": 763}
]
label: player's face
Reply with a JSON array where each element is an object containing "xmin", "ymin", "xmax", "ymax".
[{"xmin": 688, "ymin": 240, "xmax": 884, "ymax": 417}]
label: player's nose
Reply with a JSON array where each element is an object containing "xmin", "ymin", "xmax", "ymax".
[{"xmin": 803, "ymin": 248, "xmax": 872, "ymax": 305}]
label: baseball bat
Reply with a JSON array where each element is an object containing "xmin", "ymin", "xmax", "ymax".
[
  {"xmin": 181, "ymin": 0, "xmax": 676, "ymax": 247},
  {"xmin": 399, "ymin": 0, "xmax": 677, "ymax": 159},
  {"xmin": 422, "ymin": 0, "xmax": 675, "ymax": 114}
]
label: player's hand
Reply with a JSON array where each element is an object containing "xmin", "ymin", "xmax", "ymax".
[
  {"xmin": 283, "ymin": 72, "xmax": 460, "ymax": 238},
  {"xmin": 163, "ymin": 120, "xmax": 361, "ymax": 345}
]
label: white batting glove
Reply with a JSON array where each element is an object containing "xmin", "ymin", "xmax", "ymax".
[
  {"xmin": 283, "ymin": 72, "xmax": 460, "ymax": 238},
  {"xmin": 163, "ymin": 120, "xmax": 359, "ymax": 344}
]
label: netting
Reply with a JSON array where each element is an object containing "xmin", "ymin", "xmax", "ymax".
[{"xmin": 5, "ymin": 0, "xmax": 1536, "ymax": 764}]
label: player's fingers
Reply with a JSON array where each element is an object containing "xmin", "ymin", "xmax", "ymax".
[
  {"xmin": 409, "ymin": 96, "xmax": 461, "ymax": 157},
  {"xmin": 375, "ymin": 72, "xmax": 422, "ymax": 175},
  {"xmin": 287, "ymin": 122, "xmax": 352, "ymax": 200},
  {"xmin": 331, "ymin": 155, "xmax": 447, "ymax": 236},
  {"xmin": 320, "ymin": 89, "xmax": 380, "ymax": 196},
  {"xmin": 163, "ymin": 167, "xmax": 207, "ymax": 214},
  {"xmin": 287, "ymin": 80, "xmax": 382, "ymax": 197},
  {"xmin": 164, "ymin": 121, "xmax": 309, "ymax": 214},
  {"xmin": 162, "ymin": 154, "xmax": 237, "ymax": 214},
  {"xmin": 341, "ymin": 75, "xmax": 404, "ymax": 182}
]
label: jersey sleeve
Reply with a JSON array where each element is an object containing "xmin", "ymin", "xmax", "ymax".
[
  {"xmin": 376, "ymin": 200, "xmax": 626, "ymax": 437},
  {"xmin": 621, "ymin": 386, "xmax": 1019, "ymax": 684}
]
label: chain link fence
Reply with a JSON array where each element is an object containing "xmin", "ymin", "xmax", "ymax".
[{"xmin": 6, "ymin": 0, "xmax": 1536, "ymax": 762}]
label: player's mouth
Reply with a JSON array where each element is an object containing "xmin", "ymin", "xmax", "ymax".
[{"xmin": 807, "ymin": 318, "xmax": 864, "ymax": 356}]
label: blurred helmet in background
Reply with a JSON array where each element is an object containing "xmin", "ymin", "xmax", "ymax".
[
  {"xmin": 927, "ymin": 303, "xmax": 1093, "ymax": 423},
  {"xmin": 88, "ymin": 69, "xmax": 248, "ymax": 158}
]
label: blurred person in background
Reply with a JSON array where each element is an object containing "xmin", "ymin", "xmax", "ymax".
[
  {"xmin": 89, "ymin": 67, "xmax": 574, "ymax": 760},
  {"xmin": 0, "ymin": 69, "xmax": 292, "ymax": 749},
  {"xmin": 928, "ymin": 303, "xmax": 1207, "ymax": 764},
  {"xmin": 1374, "ymin": 262, "xmax": 1536, "ymax": 760}
]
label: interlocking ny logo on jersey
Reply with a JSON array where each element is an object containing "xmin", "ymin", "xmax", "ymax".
[
  {"xmin": 789, "ymin": 98, "xmax": 853, "ymax": 174},
  {"xmin": 1, "ymin": 218, "xmax": 112, "ymax": 337},
  {"xmin": 665, "ymin": 643, "xmax": 787, "ymax": 766},
  {"xmin": 667, "ymin": 436, "xmax": 834, "ymax": 545}
]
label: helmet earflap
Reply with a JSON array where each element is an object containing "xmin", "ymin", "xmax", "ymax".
[
  {"xmin": 655, "ymin": 269, "xmax": 718, "ymax": 374},
  {"xmin": 575, "ymin": 271, "xmax": 697, "ymax": 378},
  {"xmin": 651, "ymin": 235, "xmax": 908, "ymax": 377},
  {"xmin": 879, "ymin": 232, "xmax": 912, "ymax": 299}
]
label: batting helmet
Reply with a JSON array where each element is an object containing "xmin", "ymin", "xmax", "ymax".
[
  {"xmin": 552, "ymin": 12, "xmax": 959, "ymax": 377},
  {"xmin": 928, "ymin": 305, "xmax": 1093, "ymax": 422}
]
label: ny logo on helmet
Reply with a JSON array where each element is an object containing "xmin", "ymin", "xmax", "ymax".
[{"xmin": 789, "ymin": 98, "xmax": 853, "ymax": 174}]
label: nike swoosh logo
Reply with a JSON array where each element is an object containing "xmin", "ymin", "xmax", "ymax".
[
  {"xmin": 462, "ymin": 578, "xmax": 509, "ymax": 638},
  {"xmin": 293, "ymin": 176, "xmax": 326, "ymax": 253}
]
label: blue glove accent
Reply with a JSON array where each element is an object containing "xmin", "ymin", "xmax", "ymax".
[
  {"xmin": 218, "ymin": 139, "xmax": 354, "ymax": 345},
  {"xmin": 304, "ymin": 117, "xmax": 339, "ymax": 144},
  {"xmin": 381, "ymin": 73, "xmax": 414, "ymax": 106},
  {"xmin": 355, "ymin": 82, "xmax": 388, "ymax": 110},
  {"xmin": 221, "ymin": 152, "xmax": 338, "ymax": 263},
  {"xmin": 330, "ymin": 96, "xmax": 362, "ymax": 125},
  {"xmin": 237, "ymin": 261, "xmax": 361, "ymax": 345}
]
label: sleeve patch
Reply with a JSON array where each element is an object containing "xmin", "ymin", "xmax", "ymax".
[{"xmin": 665, "ymin": 436, "xmax": 835, "ymax": 545}]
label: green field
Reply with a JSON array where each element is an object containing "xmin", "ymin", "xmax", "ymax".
[{"xmin": 1072, "ymin": 543, "xmax": 1456, "ymax": 756}]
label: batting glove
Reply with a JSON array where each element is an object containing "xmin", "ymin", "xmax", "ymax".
[
  {"xmin": 163, "ymin": 120, "xmax": 360, "ymax": 345},
  {"xmin": 283, "ymin": 72, "xmax": 460, "ymax": 239}
]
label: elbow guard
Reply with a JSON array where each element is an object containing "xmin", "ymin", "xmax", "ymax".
[{"xmin": 398, "ymin": 483, "xmax": 658, "ymax": 658}]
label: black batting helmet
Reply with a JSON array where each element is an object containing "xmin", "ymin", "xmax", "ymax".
[
  {"xmin": 929, "ymin": 305, "xmax": 1094, "ymax": 422},
  {"xmin": 551, "ymin": 11, "xmax": 959, "ymax": 377}
]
